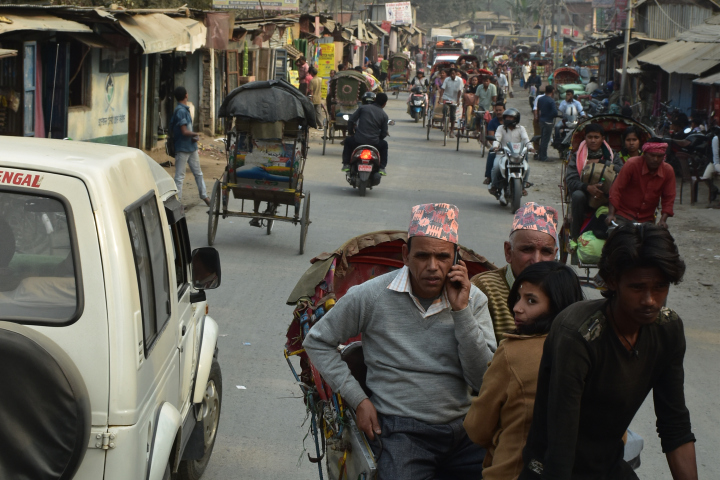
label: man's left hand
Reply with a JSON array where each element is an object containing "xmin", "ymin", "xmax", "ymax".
[
  {"xmin": 658, "ymin": 219, "xmax": 669, "ymax": 229},
  {"xmin": 446, "ymin": 260, "xmax": 470, "ymax": 311}
]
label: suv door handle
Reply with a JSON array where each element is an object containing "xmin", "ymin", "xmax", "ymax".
[{"xmin": 181, "ymin": 326, "xmax": 187, "ymax": 336}]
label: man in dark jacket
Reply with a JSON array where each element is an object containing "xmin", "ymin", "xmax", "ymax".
[
  {"xmin": 519, "ymin": 223, "xmax": 697, "ymax": 480},
  {"xmin": 342, "ymin": 93, "xmax": 390, "ymax": 175},
  {"xmin": 535, "ymin": 86, "xmax": 558, "ymax": 162}
]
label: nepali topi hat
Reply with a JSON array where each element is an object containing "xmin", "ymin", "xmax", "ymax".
[
  {"xmin": 511, "ymin": 202, "xmax": 559, "ymax": 242},
  {"xmin": 408, "ymin": 203, "xmax": 459, "ymax": 244}
]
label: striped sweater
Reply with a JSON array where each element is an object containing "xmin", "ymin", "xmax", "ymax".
[{"xmin": 471, "ymin": 265, "xmax": 516, "ymax": 340}]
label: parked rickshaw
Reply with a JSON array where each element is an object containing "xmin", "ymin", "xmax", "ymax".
[
  {"xmin": 387, "ymin": 53, "xmax": 411, "ymax": 98},
  {"xmin": 457, "ymin": 54, "xmax": 480, "ymax": 72},
  {"xmin": 212, "ymin": 79, "xmax": 315, "ymax": 253},
  {"xmin": 558, "ymin": 115, "xmax": 653, "ymax": 287},
  {"xmin": 553, "ymin": 67, "xmax": 584, "ymax": 99},
  {"xmin": 284, "ymin": 231, "xmax": 496, "ymax": 480},
  {"xmin": 323, "ymin": 70, "xmax": 371, "ymax": 155}
]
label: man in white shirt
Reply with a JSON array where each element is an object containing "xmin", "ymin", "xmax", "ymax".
[
  {"xmin": 532, "ymin": 91, "xmax": 545, "ymax": 153},
  {"xmin": 496, "ymin": 68, "xmax": 508, "ymax": 95},
  {"xmin": 555, "ymin": 89, "xmax": 584, "ymax": 144},
  {"xmin": 439, "ymin": 68, "xmax": 465, "ymax": 138},
  {"xmin": 585, "ymin": 77, "xmax": 600, "ymax": 94}
]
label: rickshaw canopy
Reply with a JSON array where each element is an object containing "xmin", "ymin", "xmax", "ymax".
[
  {"xmin": 570, "ymin": 115, "xmax": 655, "ymax": 152},
  {"xmin": 553, "ymin": 67, "xmax": 581, "ymax": 86},
  {"xmin": 219, "ymin": 79, "xmax": 316, "ymax": 126}
]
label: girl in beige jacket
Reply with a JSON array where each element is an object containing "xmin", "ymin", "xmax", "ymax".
[{"xmin": 464, "ymin": 261, "xmax": 583, "ymax": 480}]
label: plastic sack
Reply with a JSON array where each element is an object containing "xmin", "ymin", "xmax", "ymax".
[{"xmin": 577, "ymin": 230, "xmax": 605, "ymax": 264}]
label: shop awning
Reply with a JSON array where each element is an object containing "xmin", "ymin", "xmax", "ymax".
[
  {"xmin": 615, "ymin": 45, "xmax": 659, "ymax": 75},
  {"xmin": 0, "ymin": 48, "xmax": 17, "ymax": 59},
  {"xmin": 693, "ymin": 71, "xmax": 720, "ymax": 85},
  {"xmin": 68, "ymin": 32, "xmax": 115, "ymax": 49},
  {"xmin": 118, "ymin": 13, "xmax": 192, "ymax": 54},
  {"xmin": 0, "ymin": 13, "xmax": 92, "ymax": 35},
  {"xmin": 175, "ymin": 17, "xmax": 206, "ymax": 52},
  {"xmin": 636, "ymin": 40, "xmax": 720, "ymax": 76}
]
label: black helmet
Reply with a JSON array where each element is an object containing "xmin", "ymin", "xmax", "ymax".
[
  {"xmin": 503, "ymin": 108, "xmax": 521, "ymax": 126},
  {"xmin": 362, "ymin": 92, "xmax": 376, "ymax": 105},
  {"xmin": 417, "ymin": 69, "xmax": 425, "ymax": 75}
]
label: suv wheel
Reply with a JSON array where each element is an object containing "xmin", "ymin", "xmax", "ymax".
[{"xmin": 178, "ymin": 360, "xmax": 222, "ymax": 480}]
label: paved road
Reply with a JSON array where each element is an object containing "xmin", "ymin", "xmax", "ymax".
[{"xmin": 185, "ymin": 87, "xmax": 716, "ymax": 478}]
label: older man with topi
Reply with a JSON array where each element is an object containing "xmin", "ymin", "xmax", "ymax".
[
  {"xmin": 472, "ymin": 202, "xmax": 559, "ymax": 340},
  {"xmin": 303, "ymin": 203, "xmax": 496, "ymax": 479}
]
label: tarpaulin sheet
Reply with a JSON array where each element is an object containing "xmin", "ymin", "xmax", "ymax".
[
  {"xmin": 218, "ymin": 79, "xmax": 318, "ymax": 127},
  {"xmin": 205, "ymin": 12, "xmax": 230, "ymax": 51},
  {"xmin": 118, "ymin": 13, "xmax": 191, "ymax": 54},
  {"xmin": 175, "ymin": 17, "xmax": 206, "ymax": 52},
  {"xmin": 0, "ymin": 13, "xmax": 92, "ymax": 35}
]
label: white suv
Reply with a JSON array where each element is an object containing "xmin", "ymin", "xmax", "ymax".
[{"xmin": 0, "ymin": 137, "xmax": 222, "ymax": 480}]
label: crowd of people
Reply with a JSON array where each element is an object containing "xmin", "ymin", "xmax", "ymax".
[{"xmin": 303, "ymin": 201, "xmax": 697, "ymax": 480}]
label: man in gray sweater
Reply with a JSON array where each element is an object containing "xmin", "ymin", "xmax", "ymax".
[{"xmin": 303, "ymin": 203, "xmax": 496, "ymax": 479}]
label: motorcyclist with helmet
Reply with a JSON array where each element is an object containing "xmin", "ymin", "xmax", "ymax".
[
  {"xmin": 341, "ymin": 92, "xmax": 390, "ymax": 176},
  {"xmin": 406, "ymin": 69, "xmax": 429, "ymax": 114},
  {"xmin": 490, "ymin": 107, "xmax": 534, "ymax": 204}
]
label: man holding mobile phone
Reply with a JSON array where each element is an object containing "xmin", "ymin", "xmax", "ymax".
[{"xmin": 303, "ymin": 204, "xmax": 497, "ymax": 479}]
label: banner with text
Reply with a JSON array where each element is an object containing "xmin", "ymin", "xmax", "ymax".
[
  {"xmin": 318, "ymin": 43, "xmax": 335, "ymax": 99},
  {"xmin": 385, "ymin": 2, "xmax": 412, "ymax": 25},
  {"xmin": 213, "ymin": 0, "xmax": 299, "ymax": 10}
]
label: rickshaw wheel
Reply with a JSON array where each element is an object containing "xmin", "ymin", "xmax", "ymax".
[
  {"xmin": 422, "ymin": 110, "xmax": 426, "ymax": 128},
  {"xmin": 330, "ymin": 125, "xmax": 335, "ymax": 144},
  {"xmin": 322, "ymin": 122, "xmax": 329, "ymax": 155},
  {"xmin": 456, "ymin": 127, "xmax": 461, "ymax": 151},
  {"xmin": 207, "ymin": 179, "xmax": 221, "ymax": 246},
  {"xmin": 426, "ymin": 117, "xmax": 431, "ymax": 140},
  {"xmin": 266, "ymin": 220, "xmax": 274, "ymax": 235},
  {"xmin": 559, "ymin": 223, "xmax": 571, "ymax": 264},
  {"xmin": 299, "ymin": 192, "xmax": 311, "ymax": 255}
]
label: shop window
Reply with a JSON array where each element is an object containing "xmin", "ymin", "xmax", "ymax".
[{"xmin": 68, "ymin": 42, "xmax": 90, "ymax": 108}]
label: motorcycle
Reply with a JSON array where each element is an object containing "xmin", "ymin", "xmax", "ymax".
[
  {"xmin": 344, "ymin": 116, "xmax": 395, "ymax": 196},
  {"xmin": 553, "ymin": 105, "xmax": 580, "ymax": 160},
  {"xmin": 586, "ymin": 98, "xmax": 607, "ymax": 117},
  {"xmin": 488, "ymin": 135, "xmax": 539, "ymax": 212},
  {"xmin": 408, "ymin": 86, "xmax": 427, "ymax": 125}
]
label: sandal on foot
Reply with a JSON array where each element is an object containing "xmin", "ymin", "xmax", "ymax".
[
  {"xmin": 483, "ymin": 178, "xmax": 491, "ymax": 185},
  {"xmin": 522, "ymin": 189, "xmax": 528, "ymax": 196}
]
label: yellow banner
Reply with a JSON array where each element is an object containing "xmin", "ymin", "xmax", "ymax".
[
  {"xmin": 289, "ymin": 70, "xmax": 300, "ymax": 89},
  {"xmin": 318, "ymin": 43, "xmax": 335, "ymax": 99}
]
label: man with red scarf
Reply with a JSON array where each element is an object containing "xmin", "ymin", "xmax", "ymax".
[{"xmin": 607, "ymin": 142, "xmax": 676, "ymax": 229}]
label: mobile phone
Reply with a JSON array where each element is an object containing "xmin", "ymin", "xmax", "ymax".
[{"xmin": 450, "ymin": 248, "xmax": 462, "ymax": 288}]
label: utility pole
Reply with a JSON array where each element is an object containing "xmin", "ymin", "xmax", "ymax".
[
  {"xmin": 620, "ymin": 0, "xmax": 633, "ymax": 101},
  {"xmin": 554, "ymin": 0, "xmax": 562, "ymax": 68}
]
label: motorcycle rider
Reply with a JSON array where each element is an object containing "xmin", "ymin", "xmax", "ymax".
[
  {"xmin": 554, "ymin": 89, "xmax": 585, "ymax": 145},
  {"xmin": 342, "ymin": 92, "xmax": 390, "ymax": 176},
  {"xmin": 407, "ymin": 69, "xmax": 429, "ymax": 113},
  {"xmin": 490, "ymin": 108, "xmax": 534, "ymax": 205}
]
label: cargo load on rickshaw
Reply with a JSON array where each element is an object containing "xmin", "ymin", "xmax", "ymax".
[{"xmin": 211, "ymin": 79, "xmax": 314, "ymax": 253}]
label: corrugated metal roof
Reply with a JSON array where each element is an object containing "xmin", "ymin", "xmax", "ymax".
[
  {"xmin": 616, "ymin": 46, "xmax": 659, "ymax": 74},
  {"xmin": 693, "ymin": 71, "xmax": 720, "ymax": 84},
  {"xmin": 68, "ymin": 32, "xmax": 114, "ymax": 49},
  {"xmin": 118, "ymin": 13, "xmax": 191, "ymax": 54},
  {"xmin": 0, "ymin": 13, "xmax": 92, "ymax": 34},
  {"xmin": 0, "ymin": 47, "xmax": 17, "ymax": 58},
  {"xmin": 636, "ymin": 40, "xmax": 720, "ymax": 75},
  {"xmin": 175, "ymin": 17, "xmax": 206, "ymax": 52},
  {"xmin": 677, "ymin": 21, "xmax": 720, "ymax": 42}
]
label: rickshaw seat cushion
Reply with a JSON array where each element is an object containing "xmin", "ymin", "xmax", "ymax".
[{"xmin": 340, "ymin": 341, "xmax": 373, "ymax": 398}]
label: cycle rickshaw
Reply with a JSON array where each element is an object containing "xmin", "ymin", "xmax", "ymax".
[
  {"xmin": 426, "ymin": 64, "xmax": 469, "ymax": 146},
  {"xmin": 387, "ymin": 53, "xmax": 411, "ymax": 98},
  {"xmin": 455, "ymin": 69, "xmax": 495, "ymax": 155},
  {"xmin": 323, "ymin": 70, "xmax": 372, "ymax": 155},
  {"xmin": 210, "ymin": 79, "xmax": 315, "ymax": 254},
  {"xmin": 559, "ymin": 115, "xmax": 653, "ymax": 287},
  {"xmin": 284, "ymin": 231, "xmax": 496, "ymax": 480}
]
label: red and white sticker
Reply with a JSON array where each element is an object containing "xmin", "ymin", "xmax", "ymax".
[
  {"xmin": 357, "ymin": 164, "xmax": 373, "ymax": 172},
  {"xmin": 0, "ymin": 169, "xmax": 44, "ymax": 188}
]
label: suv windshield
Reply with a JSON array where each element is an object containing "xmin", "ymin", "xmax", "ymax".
[{"xmin": 0, "ymin": 191, "xmax": 80, "ymax": 324}]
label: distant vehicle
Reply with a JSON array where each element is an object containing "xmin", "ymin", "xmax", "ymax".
[{"xmin": 433, "ymin": 54, "xmax": 461, "ymax": 65}]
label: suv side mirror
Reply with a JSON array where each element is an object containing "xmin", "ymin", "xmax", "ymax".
[{"xmin": 191, "ymin": 247, "xmax": 221, "ymax": 290}]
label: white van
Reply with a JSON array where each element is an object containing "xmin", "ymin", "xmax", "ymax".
[{"xmin": 0, "ymin": 137, "xmax": 222, "ymax": 480}]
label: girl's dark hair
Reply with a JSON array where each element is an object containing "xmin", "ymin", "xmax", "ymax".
[
  {"xmin": 507, "ymin": 261, "xmax": 584, "ymax": 335},
  {"xmin": 621, "ymin": 126, "xmax": 642, "ymax": 154},
  {"xmin": 598, "ymin": 223, "xmax": 685, "ymax": 298}
]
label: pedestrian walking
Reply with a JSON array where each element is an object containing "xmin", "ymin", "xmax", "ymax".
[
  {"xmin": 308, "ymin": 66, "xmax": 324, "ymax": 129},
  {"xmin": 535, "ymin": 86, "xmax": 557, "ymax": 162},
  {"xmin": 170, "ymin": 86, "xmax": 209, "ymax": 206}
]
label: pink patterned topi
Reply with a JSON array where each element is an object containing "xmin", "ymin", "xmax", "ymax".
[
  {"xmin": 511, "ymin": 202, "xmax": 559, "ymax": 242},
  {"xmin": 408, "ymin": 203, "xmax": 459, "ymax": 244}
]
